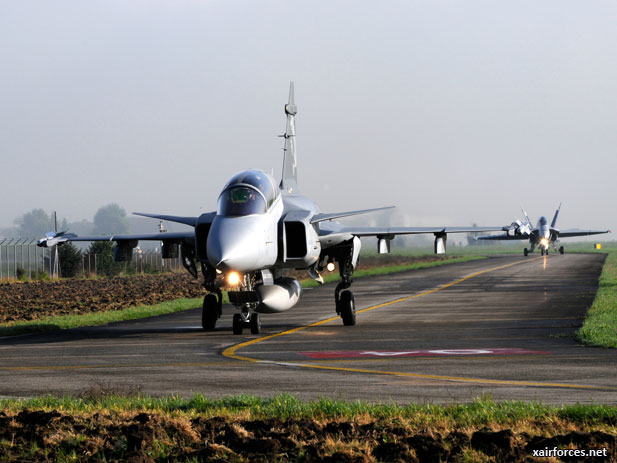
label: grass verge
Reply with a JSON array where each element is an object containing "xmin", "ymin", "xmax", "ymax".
[
  {"xmin": 1, "ymin": 393, "xmax": 616, "ymax": 428},
  {"xmin": 0, "ymin": 298, "xmax": 203, "ymax": 337},
  {"xmin": 1, "ymin": 255, "xmax": 485, "ymax": 337},
  {"xmin": 2, "ymin": 394, "xmax": 615, "ymax": 462},
  {"xmin": 577, "ymin": 248, "xmax": 617, "ymax": 348}
]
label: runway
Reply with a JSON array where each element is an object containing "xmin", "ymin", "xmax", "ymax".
[{"xmin": 1, "ymin": 253, "xmax": 614, "ymax": 404}]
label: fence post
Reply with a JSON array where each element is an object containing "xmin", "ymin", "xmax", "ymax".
[
  {"xmin": 0, "ymin": 239, "xmax": 4, "ymax": 280},
  {"xmin": 27, "ymin": 240, "xmax": 31, "ymax": 279}
]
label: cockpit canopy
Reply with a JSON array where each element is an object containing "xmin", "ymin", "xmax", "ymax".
[
  {"xmin": 538, "ymin": 216, "xmax": 548, "ymax": 227},
  {"xmin": 217, "ymin": 170, "xmax": 279, "ymax": 216}
]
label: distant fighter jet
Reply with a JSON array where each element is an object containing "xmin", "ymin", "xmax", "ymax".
[
  {"xmin": 38, "ymin": 83, "xmax": 504, "ymax": 334},
  {"xmin": 476, "ymin": 204, "xmax": 610, "ymax": 256}
]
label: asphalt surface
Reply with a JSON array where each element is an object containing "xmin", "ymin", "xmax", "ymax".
[{"xmin": 1, "ymin": 253, "xmax": 615, "ymax": 404}]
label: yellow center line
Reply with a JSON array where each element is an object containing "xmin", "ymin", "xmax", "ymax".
[{"xmin": 221, "ymin": 257, "xmax": 616, "ymax": 391}]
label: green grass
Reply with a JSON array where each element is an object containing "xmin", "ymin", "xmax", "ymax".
[
  {"xmin": 577, "ymin": 247, "xmax": 617, "ymax": 348},
  {"xmin": 0, "ymin": 393, "xmax": 615, "ymax": 428}
]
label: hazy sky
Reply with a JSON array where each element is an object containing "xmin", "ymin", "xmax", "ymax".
[{"xmin": 2, "ymin": 0, "xmax": 616, "ymax": 235}]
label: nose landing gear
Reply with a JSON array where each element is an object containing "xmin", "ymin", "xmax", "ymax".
[{"xmin": 232, "ymin": 311, "xmax": 261, "ymax": 335}]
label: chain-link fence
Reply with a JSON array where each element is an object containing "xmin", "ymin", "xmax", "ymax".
[{"xmin": 0, "ymin": 239, "xmax": 183, "ymax": 280}]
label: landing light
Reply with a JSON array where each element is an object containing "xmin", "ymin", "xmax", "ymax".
[
  {"xmin": 540, "ymin": 238, "xmax": 549, "ymax": 248},
  {"xmin": 326, "ymin": 262, "xmax": 335, "ymax": 272},
  {"xmin": 227, "ymin": 271, "xmax": 241, "ymax": 286}
]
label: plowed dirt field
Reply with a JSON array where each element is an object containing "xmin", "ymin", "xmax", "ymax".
[{"xmin": 0, "ymin": 273, "xmax": 204, "ymax": 324}]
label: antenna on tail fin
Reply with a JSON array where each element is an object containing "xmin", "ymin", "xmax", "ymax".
[{"xmin": 279, "ymin": 82, "xmax": 298, "ymax": 195}]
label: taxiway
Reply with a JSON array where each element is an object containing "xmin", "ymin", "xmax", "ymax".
[{"xmin": 1, "ymin": 254, "xmax": 614, "ymax": 404}]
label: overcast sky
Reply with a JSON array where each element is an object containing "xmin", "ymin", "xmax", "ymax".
[{"xmin": 1, "ymin": 0, "xmax": 616, "ymax": 235}]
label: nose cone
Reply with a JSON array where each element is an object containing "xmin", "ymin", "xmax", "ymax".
[{"xmin": 207, "ymin": 216, "xmax": 264, "ymax": 272}]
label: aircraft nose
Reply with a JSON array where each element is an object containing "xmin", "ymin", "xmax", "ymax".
[{"xmin": 207, "ymin": 217, "xmax": 264, "ymax": 272}]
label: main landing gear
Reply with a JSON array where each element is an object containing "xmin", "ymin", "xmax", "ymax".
[
  {"xmin": 332, "ymin": 238, "xmax": 360, "ymax": 326},
  {"xmin": 201, "ymin": 263, "xmax": 223, "ymax": 331},
  {"xmin": 559, "ymin": 246, "xmax": 564, "ymax": 255},
  {"xmin": 337, "ymin": 290, "xmax": 356, "ymax": 326}
]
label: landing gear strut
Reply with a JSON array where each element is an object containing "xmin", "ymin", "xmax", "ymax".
[{"xmin": 201, "ymin": 263, "xmax": 222, "ymax": 331}]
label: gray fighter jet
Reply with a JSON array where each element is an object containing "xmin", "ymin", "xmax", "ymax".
[
  {"xmin": 38, "ymin": 83, "xmax": 504, "ymax": 334},
  {"xmin": 476, "ymin": 204, "xmax": 610, "ymax": 256}
]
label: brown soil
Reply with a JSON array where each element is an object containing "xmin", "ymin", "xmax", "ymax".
[
  {"xmin": 0, "ymin": 410, "xmax": 614, "ymax": 462},
  {"xmin": 0, "ymin": 273, "xmax": 204, "ymax": 324}
]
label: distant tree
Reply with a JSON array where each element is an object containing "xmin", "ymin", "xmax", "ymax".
[
  {"xmin": 93, "ymin": 204, "xmax": 129, "ymax": 235},
  {"xmin": 14, "ymin": 209, "xmax": 69, "ymax": 238},
  {"xmin": 15, "ymin": 209, "xmax": 53, "ymax": 237},
  {"xmin": 87, "ymin": 241, "xmax": 123, "ymax": 277},
  {"xmin": 67, "ymin": 219, "xmax": 94, "ymax": 237},
  {"xmin": 58, "ymin": 242, "xmax": 82, "ymax": 278}
]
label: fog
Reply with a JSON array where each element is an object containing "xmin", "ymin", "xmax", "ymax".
[{"xmin": 1, "ymin": 1, "xmax": 616, "ymax": 237}]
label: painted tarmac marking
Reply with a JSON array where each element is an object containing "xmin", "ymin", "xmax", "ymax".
[
  {"xmin": 299, "ymin": 348, "xmax": 552, "ymax": 359},
  {"xmin": 221, "ymin": 257, "xmax": 617, "ymax": 390}
]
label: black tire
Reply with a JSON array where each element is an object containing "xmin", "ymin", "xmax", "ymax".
[
  {"xmin": 559, "ymin": 246, "xmax": 564, "ymax": 255},
  {"xmin": 523, "ymin": 248, "xmax": 528, "ymax": 256},
  {"xmin": 232, "ymin": 313, "xmax": 243, "ymax": 335},
  {"xmin": 202, "ymin": 294, "xmax": 218, "ymax": 331},
  {"xmin": 541, "ymin": 248, "xmax": 545, "ymax": 256},
  {"xmin": 339, "ymin": 290, "xmax": 356, "ymax": 326},
  {"xmin": 250, "ymin": 313, "xmax": 261, "ymax": 334}
]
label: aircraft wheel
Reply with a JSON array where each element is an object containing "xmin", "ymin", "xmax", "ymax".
[
  {"xmin": 541, "ymin": 248, "xmax": 545, "ymax": 256},
  {"xmin": 250, "ymin": 313, "xmax": 261, "ymax": 335},
  {"xmin": 559, "ymin": 246, "xmax": 564, "ymax": 255},
  {"xmin": 201, "ymin": 294, "xmax": 218, "ymax": 331},
  {"xmin": 339, "ymin": 290, "xmax": 356, "ymax": 326},
  {"xmin": 523, "ymin": 248, "xmax": 529, "ymax": 256},
  {"xmin": 546, "ymin": 248, "xmax": 549, "ymax": 255},
  {"xmin": 232, "ymin": 313, "xmax": 243, "ymax": 335}
]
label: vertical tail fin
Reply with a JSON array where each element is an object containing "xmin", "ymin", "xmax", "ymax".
[
  {"xmin": 551, "ymin": 202, "xmax": 562, "ymax": 228},
  {"xmin": 520, "ymin": 205, "xmax": 531, "ymax": 226},
  {"xmin": 280, "ymin": 82, "xmax": 298, "ymax": 195}
]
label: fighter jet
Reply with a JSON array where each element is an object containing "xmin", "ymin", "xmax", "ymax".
[
  {"xmin": 38, "ymin": 83, "xmax": 504, "ymax": 334},
  {"xmin": 476, "ymin": 204, "xmax": 610, "ymax": 256}
]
